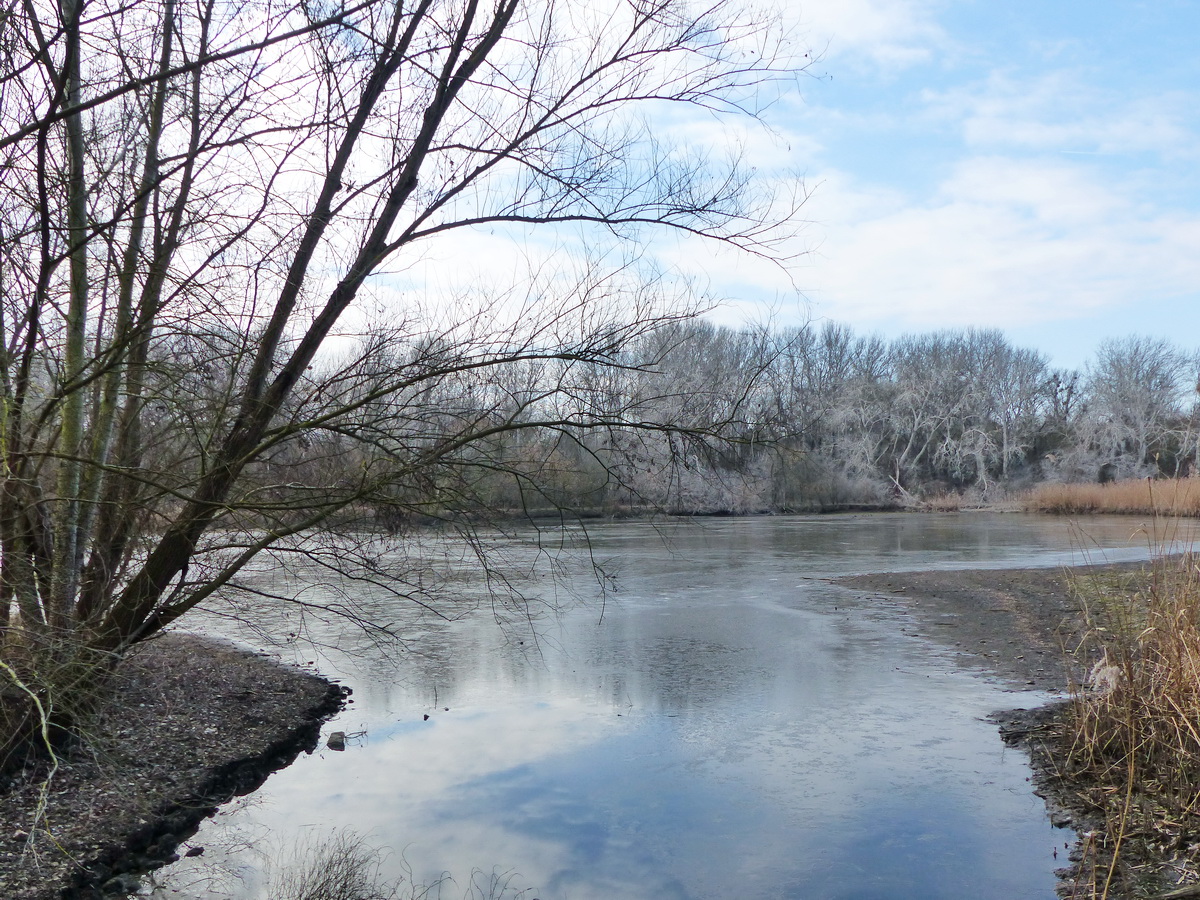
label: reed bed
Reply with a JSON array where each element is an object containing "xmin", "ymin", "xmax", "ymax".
[
  {"xmin": 1024, "ymin": 478, "xmax": 1200, "ymax": 517},
  {"xmin": 1064, "ymin": 553, "xmax": 1200, "ymax": 898}
]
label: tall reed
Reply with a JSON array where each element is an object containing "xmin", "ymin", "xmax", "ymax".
[
  {"xmin": 1025, "ymin": 478, "xmax": 1200, "ymax": 517},
  {"xmin": 1066, "ymin": 552, "xmax": 1200, "ymax": 897}
]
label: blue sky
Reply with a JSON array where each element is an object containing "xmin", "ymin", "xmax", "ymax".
[{"xmin": 704, "ymin": 0, "xmax": 1200, "ymax": 370}]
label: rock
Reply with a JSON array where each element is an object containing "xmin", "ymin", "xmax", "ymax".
[
  {"xmin": 102, "ymin": 873, "xmax": 142, "ymax": 894},
  {"xmin": 327, "ymin": 731, "xmax": 346, "ymax": 751},
  {"xmin": 1049, "ymin": 809, "xmax": 1073, "ymax": 828}
]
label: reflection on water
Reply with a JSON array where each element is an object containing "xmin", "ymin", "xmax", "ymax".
[{"xmin": 150, "ymin": 513, "xmax": 1190, "ymax": 900}]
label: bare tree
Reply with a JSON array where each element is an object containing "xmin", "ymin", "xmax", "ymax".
[
  {"xmin": 838, "ymin": 329, "xmax": 1052, "ymax": 496},
  {"xmin": 0, "ymin": 0, "xmax": 806, "ymax": 751},
  {"xmin": 1082, "ymin": 336, "xmax": 1193, "ymax": 477}
]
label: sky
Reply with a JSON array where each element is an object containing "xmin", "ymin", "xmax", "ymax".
[{"xmin": 700, "ymin": 0, "xmax": 1200, "ymax": 371}]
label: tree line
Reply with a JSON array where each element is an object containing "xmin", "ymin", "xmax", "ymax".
[{"xmin": 384, "ymin": 322, "xmax": 1197, "ymax": 516}]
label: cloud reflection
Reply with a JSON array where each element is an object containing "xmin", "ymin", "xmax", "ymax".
[{"xmin": 160, "ymin": 514, "xmax": 1120, "ymax": 899}]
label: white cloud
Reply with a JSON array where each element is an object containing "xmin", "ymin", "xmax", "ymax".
[
  {"xmin": 926, "ymin": 72, "xmax": 1197, "ymax": 159},
  {"xmin": 793, "ymin": 0, "xmax": 948, "ymax": 70},
  {"xmin": 794, "ymin": 157, "xmax": 1200, "ymax": 332},
  {"xmin": 655, "ymin": 112, "xmax": 822, "ymax": 173}
]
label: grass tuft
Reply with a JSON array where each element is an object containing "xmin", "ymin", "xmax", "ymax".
[
  {"xmin": 271, "ymin": 830, "xmax": 401, "ymax": 900},
  {"xmin": 264, "ymin": 830, "xmax": 536, "ymax": 900}
]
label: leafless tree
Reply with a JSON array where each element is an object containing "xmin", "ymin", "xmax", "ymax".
[
  {"xmin": 0, "ymin": 0, "xmax": 806, "ymax": 749},
  {"xmin": 1082, "ymin": 336, "xmax": 1194, "ymax": 477}
]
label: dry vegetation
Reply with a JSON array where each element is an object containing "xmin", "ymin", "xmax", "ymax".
[
  {"xmin": 263, "ymin": 831, "xmax": 534, "ymax": 900},
  {"xmin": 1024, "ymin": 478, "xmax": 1200, "ymax": 517},
  {"xmin": 0, "ymin": 632, "xmax": 123, "ymax": 779},
  {"xmin": 1056, "ymin": 553, "xmax": 1200, "ymax": 899}
]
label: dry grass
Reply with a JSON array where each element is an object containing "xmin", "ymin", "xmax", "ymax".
[
  {"xmin": 1024, "ymin": 478, "xmax": 1200, "ymax": 517},
  {"xmin": 1063, "ymin": 553, "xmax": 1200, "ymax": 898},
  {"xmin": 271, "ymin": 830, "xmax": 401, "ymax": 900},
  {"xmin": 917, "ymin": 492, "xmax": 966, "ymax": 512},
  {"xmin": 266, "ymin": 830, "xmax": 535, "ymax": 900}
]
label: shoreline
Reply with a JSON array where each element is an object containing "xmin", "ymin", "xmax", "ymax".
[
  {"xmin": 839, "ymin": 559, "xmax": 1183, "ymax": 899},
  {"xmin": 0, "ymin": 633, "xmax": 348, "ymax": 900},
  {"xmin": 837, "ymin": 563, "xmax": 1104, "ymax": 692}
]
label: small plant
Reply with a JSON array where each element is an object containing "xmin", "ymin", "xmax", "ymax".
[{"xmin": 266, "ymin": 830, "xmax": 535, "ymax": 900}]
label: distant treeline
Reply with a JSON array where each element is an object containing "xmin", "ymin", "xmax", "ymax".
[
  {"xmin": 335, "ymin": 321, "xmax": 1200, "ymax": 519},
  {"xmin": 226, "ymin": 320, "xmax": 1200, "ymax": 522}
]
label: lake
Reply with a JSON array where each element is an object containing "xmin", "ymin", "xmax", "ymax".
[{"xmin": 147, "ymin": 512, "xmax": 1184, "ymax": 900}]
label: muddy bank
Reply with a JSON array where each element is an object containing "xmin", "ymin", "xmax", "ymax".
[
  {"xmin": 838, "ymin": 563, "xmax": 1107, "ymax": 692},
  {"xmin": 840, "ymin": 559, "xmax": 1190, "ymax": 899},
  {"xmin": 0, "ymin": 633, "xmax": 348, "ymax": 900}
]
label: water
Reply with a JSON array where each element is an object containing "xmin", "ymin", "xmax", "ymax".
[{"xmin": 148, "ymin": 512, "xmax": 1187, "ymax": 899}]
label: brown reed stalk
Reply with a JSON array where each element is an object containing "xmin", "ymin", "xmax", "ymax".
[
  {"xmin": 1065, "ymin": 547, "xmax": 1200, "ymax": 895},
  {"xmin": 1025, "ymin": 478, "xmax": 1200, "ymax": 517}
]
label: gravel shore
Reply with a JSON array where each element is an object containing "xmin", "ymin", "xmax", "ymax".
[{"xmin": 0, "ymin": 633, "xmax": 347, "ymax": 900}]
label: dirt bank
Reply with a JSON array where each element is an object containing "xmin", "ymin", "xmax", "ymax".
[
  {"xmin": 840, "ymin": 560, "xmax": 1192, "ymax": 899},
  {"xmin": 838, "ymin": 563, "xmax": 1109, "ymax": 692},
  {"xmin": 0, "ymin": 633, "xmax": 348, "ymax": 900}
]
